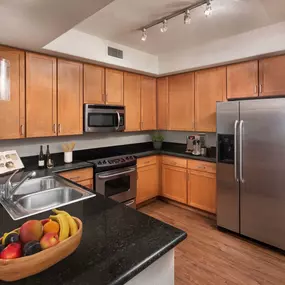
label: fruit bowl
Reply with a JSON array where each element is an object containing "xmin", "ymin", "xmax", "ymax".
[{"xmin": 0, "ymin": 217, "xmax": 82, "ymax": 282}]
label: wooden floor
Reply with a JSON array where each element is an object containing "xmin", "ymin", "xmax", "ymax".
[{"xmin": 140, "ymin": 201, "xmax": 285, "ymax": 285}]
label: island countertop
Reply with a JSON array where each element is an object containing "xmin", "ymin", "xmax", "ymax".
[{"xmin": 0, "ymin": 195, "xmax": 187, "ymax": 285}]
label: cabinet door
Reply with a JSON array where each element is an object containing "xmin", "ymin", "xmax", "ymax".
[
  {"xmin": 79, "ymin": 179, "xmax": 94, "ymax": 191},
  {"xmin": 124, "ymin": 72, "xmax": 141, "ymax": 131},
  {"xmin": 26, "ymin": 53, "xmax": 57, "ymax": 138},
  {"xmin": 105, "ymin": 68, "xmax": 123, "ymax": 105},
  {"xmin": 188, "ymin": 170, "xmax": 216, "ymax": 213},
  {"xmin": 141, "ymin": 76, "xmax": 157, "ymax": 130},
  {"xmin": 227, "ymin": 61, "xmax": 258, "ymax": 99},
  {"xmin": 0, "ymin": 46, "xmax": 25, "ymax": 140},
  {"xmin": 137, "ymin": 164, "xmax": 158, "ymax": 204},
  {"xmin": 259, "ymin": 55, "xmax": 285, "ymax": 97},
  {"xmin": 83, "ymin": 64, "xmax": 105, "ymax": 104},
  {"xmin": 157, "ymin": 77, "xmax": 168, "ymax": 130},
  {"xmin": 195, "ymin": 67, "xmax": 226, "ymax": 132},
  {"xmin": 168, "ymin": 73, "xmax": 194, "ymax": 131},
  {"xmin": 161, "ymin": 164, "xmax": 187, "ymax": 204},
  {"xmin": 58, "ymin": 59, "xmax": 83, "ymax": 136}
]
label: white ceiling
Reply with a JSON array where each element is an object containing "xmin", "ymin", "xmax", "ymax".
[
  {"xmin": 75, "ymin": 0, "xmax": 285, "ymax": 55},
  {"xmin": 0, "ymin": 0, "xmax": 115, "ymax": 51}
]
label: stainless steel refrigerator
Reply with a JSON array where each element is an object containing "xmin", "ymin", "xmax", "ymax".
[{"xmin": 216, "ymin": 98, "xmax": 285, "ymax": 250}]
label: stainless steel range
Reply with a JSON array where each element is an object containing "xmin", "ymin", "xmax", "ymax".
[{"xmin": 89, "ymin": 155, "xmax": 137, "ymax": 209}]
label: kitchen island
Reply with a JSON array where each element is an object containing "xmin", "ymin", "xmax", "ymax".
[{"xmin": 0, "ymin": 194, "xmax": 186, "ymax": 285}]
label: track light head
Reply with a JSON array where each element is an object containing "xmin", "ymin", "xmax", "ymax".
[
  {"xmin": 141, "ymin": 28, "xmax": 147, "ymax": 41},
  {"xmin": 205, "ymin": 0, "xmax": 212, "ymax": 17},
  {"xmin": 184, "ymin": 9, "xmax": 191, "ymax": 24},
  {"xmin": 160, "ymin": 19, "xmax": 168, "ymax": 33}
]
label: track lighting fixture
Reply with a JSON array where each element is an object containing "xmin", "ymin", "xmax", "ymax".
[
  {"xmin": 204, "ymin": 0, "xmax": 212, "ymax": 17},
  {"xmin": 160, "ymin": 19, "xmax": 168, "ymax": 33},
  {"xmin": 184, "ymin": 9, "xmax": 191, "ymax": 25},
  {"xmin": 141, "ymin": 28, "xmax": 147, "ymax": 41}
]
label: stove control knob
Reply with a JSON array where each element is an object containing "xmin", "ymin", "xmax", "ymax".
[
  {"xmin": 103, "ymin": 160, "xmax": 107, "ymax": 164},
  {"xmin": 98, "ymin": 161, "xmax": 102, "ymax": 165}
]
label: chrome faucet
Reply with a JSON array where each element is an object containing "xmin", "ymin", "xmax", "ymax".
[{"xmin": 1, "ymin": 170, "xmax": 36, "ymax": 201}]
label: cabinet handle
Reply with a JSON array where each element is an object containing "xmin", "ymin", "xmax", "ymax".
[
  {"xmin": 259, "ymin": 84, "xmax": 262, "ymax": 94},
  {"xmin": 105, "ymin": 94, "xmax": 108, "ymax": 102},
  {"xmin": 20, "ymin": 125, "xmax": 24, "ymax": 136},
  {"xmin": 58, "ymin": 124, "xmax": 62, "ymax": 133},
  {"xmin": 53, "ymin": 124, "xmax": 57, "ymax": 134},
  {"xmin": 141, "ymin": 122, "xmax": 144, "ymax": 129},
  {"xmin": 69, "ymin": 176, "xmax": 80, "ymax": 180},
  {"xmin": 254, "ymin": 85, "xmax": 258, "ymax": 94}
]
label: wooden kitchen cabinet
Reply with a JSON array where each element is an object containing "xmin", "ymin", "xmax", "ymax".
[
  {"xmin": 168, "ymin": 72, "xmax": 194, "ymax": 131},
  {"xmin": 161, "ymin": 164, "xmax": 187, "ymax": 204},
  {"xmin": 259, "ymin": 55, "xmax": 285, "ymax": 97},
  {"xmin": 0, "ymin": 46, "xmax": 25, "ymax": 140},
  {"xmin": 105, "ymin": 68, "xmax": 124, "ymax": 105},
  {"xmin": 57, "ymin": 59, "xmax": 83, "ymax": 136},
  {"xmin": 141, "ymin": 76, "xmax": 157, "ymax": 130},
  {"xmin": 124, "ymin": 72, "xmax": 141, "ymax": 131},
  {"xmin": 188, "ymin": 170, "xmax": 216, "ymax": 214},
  {"xmin": 157, "ymin": 77, "xmax": 168, "ymax": 130},
  {"xmin": 83, "ymin": 64, "xmax": 105, "ymax": 104},
  {"xmin": 227, "ymin": 60, "xmax": 258, "ymax": 99},
  {"xmin": 26, "ymin": 53, "xmax": 57, "ymax": 138},
  {"xmin": 195, "ymin": 67, "xmax": 226, "ymax": 132},
  {"xmin": 137, "ymin": 163, "xmax": 159, "ymax": 204}
]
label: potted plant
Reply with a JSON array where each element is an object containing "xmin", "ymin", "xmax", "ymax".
[{"xmin": 152, "ymin": 132, "xmax": 164, "ymax": 150}]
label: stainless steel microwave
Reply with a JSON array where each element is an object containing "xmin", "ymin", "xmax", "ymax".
[{"xmin": 84, "ymin": 104, "xmax": 125, "ymax": 132}]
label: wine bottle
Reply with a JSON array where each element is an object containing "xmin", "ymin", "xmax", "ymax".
[
  {"xmin": 46, "ymin": 145, "xmax": 51, "ymax": 168},
  {"xmin": 38, "ymin": 145, "xmax": 45, "ymax": 169}
]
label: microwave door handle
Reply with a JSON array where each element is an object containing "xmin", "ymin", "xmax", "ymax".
[
  {"xmin": 98, "ymin": 168, "xmax": 136, "ymax": 179},
  {"xmin": 115, "ymin": 111, "xmax": 121, "ymax": 130}
]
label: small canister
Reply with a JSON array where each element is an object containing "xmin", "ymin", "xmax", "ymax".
[{"xmin": 201, "ymin": 147, "xmax": 207, "ymax": 157}]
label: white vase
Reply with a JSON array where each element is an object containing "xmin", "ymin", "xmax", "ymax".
[{"xmin": 64, "ymin": 152, "xmax": 73, "ymax": 164}]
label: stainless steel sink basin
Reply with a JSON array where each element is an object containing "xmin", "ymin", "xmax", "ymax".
[{"xmin": 0, "ymin": 175, "xmax": 95, "ymax": 220}]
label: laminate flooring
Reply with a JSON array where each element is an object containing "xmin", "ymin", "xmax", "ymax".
[{"xmin": 140, "ymin": 201, "xmax": 285, "ymax": 285}]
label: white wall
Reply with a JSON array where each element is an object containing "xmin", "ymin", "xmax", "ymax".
[
  {"xmin": 158, "ymin": 21, "xmax": 285, "ymax": 74},
  {"xmin": 44, "ymin": 29, "xmax": 158, "ymax": 74},
  {"xmin": 0, "ymin": 132, "xmax": 152, "ymax": 157}
]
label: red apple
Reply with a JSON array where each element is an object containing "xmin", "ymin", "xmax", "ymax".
[
  {"xmin": 20, "ymin": 220, "xmax": 43, "ymax": 243},
  {"xmin": 40, "ymin": 233, "xmax": 59, "ymax": 250},
  {"xmin": 0, "ymin": 243, "xmax": 22, "ymax": 259}
]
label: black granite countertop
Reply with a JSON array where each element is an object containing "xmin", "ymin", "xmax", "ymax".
[{"xmin": 0, "ymin": 196, "xmax": 186, "ymax": 285}]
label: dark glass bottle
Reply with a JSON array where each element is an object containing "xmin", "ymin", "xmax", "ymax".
[
  {"xmin": 38, "ymin": 145, "xmax": 45, "ymax": 169},
  {"xmin": 45, "ymin": 145, "xmax": 51, "ymax": 168}
]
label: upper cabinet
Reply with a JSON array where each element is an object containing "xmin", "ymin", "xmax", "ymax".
[
  {"xmin": 227, "ymin": 60, "xmax": 258, "ymax": 99},
  {"xmin": 83, "ymin": 64, "xmax": 105, "ymax": 104},
  {"xmin": 259, "ymin": 55, "xmax": 285, "ymax": 97},
  {"xmin": 0, "ymin": 46, "xmax": 25, "ymax": 140},
  {"xmin": 141, "ymin": 76, "xmax": 157, "ymax": 130},
  {"xmin": 195, "ymin": 67, "xmax": 226, "ymax": 132},
  {"xmin": 124, "ymin": 72, "xmax": 141, "ymax": 132},
  {"xmin": 168, "ymin": 73, "xmax": 195, "ymax": 131},
  {"xmin": 105, "ymin": 68, "xmax": 124, "ymax": 105},
  {"xmin": 26, "ymin": 53, "xmax": 57, "ymax": 138},
  {"xmin": 157, "ymin": 77, "xmax": 168, "ymax": 130},
  {"xmin": 58, "ymin": 59, "xmax": 83, "ymax": 136}
]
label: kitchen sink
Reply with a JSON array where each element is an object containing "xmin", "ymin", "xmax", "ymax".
[{"xmin": 0, "ymin": 175, "xmax": 95, "ymax": 220}]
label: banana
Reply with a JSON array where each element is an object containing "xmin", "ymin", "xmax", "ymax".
[
  {"xmin": 52, "ymin": 209, "xmax": 78, "ymax": 236},
  {"xmin": 49, "ymin": 214, "xmax": 70, "ymax": 241}
]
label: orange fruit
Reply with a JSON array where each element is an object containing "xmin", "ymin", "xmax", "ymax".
[{"xmin": 43, "ymin": 221, "xmax": 60, "ymax": 234}]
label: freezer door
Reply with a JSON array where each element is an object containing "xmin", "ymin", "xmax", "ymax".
[
  {"xmin": 216, "ymin": 101, "xmax": 240, "ymax": 233},
  {"xmin": 240, "ymin": 98, "xmax": 285, "ymax": 250}
]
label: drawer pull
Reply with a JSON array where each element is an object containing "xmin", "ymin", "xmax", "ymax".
[
  {"xmin": 69, "ymin": 176, "xmax": 80, "ymax": 180},
  {"xmin": 197, "ymin": 166, "xmax": 206, "ymax": 169},
  {"xmin": 144, "ymin": 161, "xmax": 150, "ymax": 164}
]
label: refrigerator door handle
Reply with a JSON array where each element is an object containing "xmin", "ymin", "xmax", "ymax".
[
  {"xmin": 234, "ymin": 120, "xmax": 239, "ymax": 182},
  {"xmin": 239, "ymin": 120, "xmax": 245, "ymax": 183}
]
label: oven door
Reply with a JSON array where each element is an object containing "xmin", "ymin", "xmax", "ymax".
[
  {"xmin": 84, "ymin": 104, "xmax": 125, "ymax": 132},
  {"xmin": 95, "ymin": 167, "xmax": 137, "ymax": 203}
]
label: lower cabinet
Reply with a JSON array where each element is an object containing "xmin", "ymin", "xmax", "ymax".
[
  {"xmin": 161, "ymin": 164, "xmax": 187, "ymax": 204},
  {"xmin": 188, "ymin": 170, "xmax": 216, "ymax": 214},
  {"xmin": 137, "ymin": 161, "xmax": 159, "ymax": 204}
]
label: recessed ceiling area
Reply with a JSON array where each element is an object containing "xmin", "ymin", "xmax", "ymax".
[
  {"xmin": 75, "ymin": 0, "xmax": 285, "ymax": 55},
  {"xmin": 0, "ymin": 0, "xmax": 115, "ymax": 51}
]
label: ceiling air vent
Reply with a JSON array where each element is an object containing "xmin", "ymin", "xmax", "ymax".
[{"xmin": 108, "ymin": 46, "xmax": 123, "ymax": 59}]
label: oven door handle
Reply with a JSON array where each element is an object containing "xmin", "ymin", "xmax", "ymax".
[
  {"xmin": 115, "ymin": 111, "xmax": 121, "ymax": 130},
  {"xmin": 98, "ymin": 168, "xmax": 136, "ymax": 179}
]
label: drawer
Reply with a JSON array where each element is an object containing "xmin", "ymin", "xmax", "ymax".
[
  {"xmin": 137, "ymin": 156, "xmax": 157, "ymax": 168},
  {"xmin": 59, "ymin": 167, "xmax": 93, "ymax": 182},
  {"xmin": 187, "ymin": 160, "xmax": 216, "ymax": 173},
  {"xmin": 78, "ymin": 179, "xmax": 94, "ymax": 191},
  {"xmin": 162, "ymin": 155, "xmax": 187, "ymax": 168}
]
